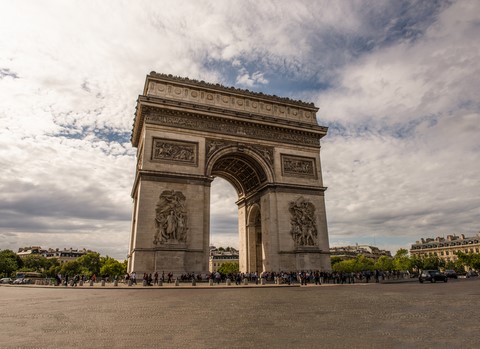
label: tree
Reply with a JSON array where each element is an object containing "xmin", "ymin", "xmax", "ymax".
[
  {"xmin": 76, "ymin": 252, "xmax": 101, "ymax": 276},
  {"xmin": 456, "ymin": 252, "xmax": 480, "ymax": 271},
  {"xmin": 393, "ymin": 249, "xmax": 411, "ymax": 271},
  {"xmin": 410, "ymin": 255, "xmax": 424, "ymax": 272},
  {"xmin": 21, "ymin": 255, "xmax": 51, "ymax": 272},
  {"xmin": 99, "ymin": 256, "xmax": 126, "ymax": 279},
  {"xmin": 0, "ymin": 250, "xmax": 23, "ymax": 277},
  {"xmin": 330, "ymin": 256, "xmax": 343, "ymax": 267},
  {"xmin": 332, "ymin": 255, "xmax": 375, "ymax": 273},
  {"xmin": 60, "ymin": 260, "xmax": 82, "ymax": 276},
  {"xmin": 422, "ymin": 256, "xmax": 444, "ymax": 270},
  {"xmin": 217, "ymin": 262, "xmax": 239, "ymax": 275},
  {"xmin": 374, "ymin": 256, "xmax": 394, "ymax": 271}
]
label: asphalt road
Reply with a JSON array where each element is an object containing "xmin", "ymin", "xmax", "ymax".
[{"xmin": 1, "ymin": 278, "xmax": 479, "ymax": 348}]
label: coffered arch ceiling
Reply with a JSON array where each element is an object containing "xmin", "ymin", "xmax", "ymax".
[{"xmin": 210, "ymin": 153, "xmax": 268, "ymax": 198}]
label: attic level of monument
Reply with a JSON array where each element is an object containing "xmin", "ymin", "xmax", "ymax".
[
  {"xmin": 131, "ymin": 73, "xmax": 328, "ymax": 147},
  {"xmin": 147, "ymin": 71, "xmax": 317, "ymax": 108}
]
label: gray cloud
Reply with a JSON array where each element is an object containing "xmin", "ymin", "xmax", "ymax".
[{"xmin": 0, "ymin": 0, "xmax": 478, "ymax": 259}]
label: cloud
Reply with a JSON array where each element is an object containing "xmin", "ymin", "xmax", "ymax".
[{"xmin": 0, "ymin": 0, "xmax": 478, "ymax": 260}]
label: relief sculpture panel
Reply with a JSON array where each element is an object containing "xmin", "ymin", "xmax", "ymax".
[
  {"xmin": 153, "ymin": 190, "xmax": 188, "ymax": 245},
  {"xmin": 281, "ymin": 155, "xmax": 316, "ymax": 178},
  {"xmin": 289, "ymin": 197, "xmax": 318, "ymax": 247},
  {"xmin": 151, "ymin": 138, "xmax": 198, "ymax": 165}
]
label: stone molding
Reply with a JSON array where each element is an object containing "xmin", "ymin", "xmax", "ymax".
[
  {"xmin": 281, "ymin": 154, "xmax": 317, "ymax": 179},
  {"xmin": 143, "ymin": 107, "xmax": 320, "ymax": 147},
  {"xmin": 146, "ymin": 72, "xmax": 318, "ymax": 120}
]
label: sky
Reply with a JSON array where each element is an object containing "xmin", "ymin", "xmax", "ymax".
[{"xmin": 1, "ymin": 0, "xmax": 479, "ymax": 260}]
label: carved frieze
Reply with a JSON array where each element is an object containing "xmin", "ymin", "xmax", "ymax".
[
  {"xmin": 281, "ymin": 155, "xmax": 317, "ymax": 179},
  {"xmin": 153, "ymin": 190, "xmax": 188, "ymax": 245},
  {"xmin": 145, "ymin": 77, "xmax": 318, "ymax": 124},
  {"xmin": 151, "ymin": 138, "xmax": 198, "ymax": 166},
  {"xmin": 206, "ymin": 139, "xmax": 274, "ymax": 166},
  {"xmin": 289, "ymin": 197, "xmax": 318, "ymax": 246},
  {"xmin": 145, "ymin": 110, "xmax": 319, "ymax": 147}
]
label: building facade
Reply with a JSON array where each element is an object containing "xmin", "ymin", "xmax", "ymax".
[
  {"xmin": 209, "ymin": 247, "xmax": 239, "ymax": 273},
  {"xmin": 330, "ymin": 244, "xmax": 392, "ymax": 260},
  {"xmin": 17, "ymin": 247, "xmax": 95, "ymax": 264},
  {"xmin": 410, "ymin": 233, "xmax": 480, "ymax": 262}
]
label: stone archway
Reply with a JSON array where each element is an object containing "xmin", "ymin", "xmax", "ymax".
[{"xmin": 127, "ymin": 72, "xmax": 331, "ymax": 275}]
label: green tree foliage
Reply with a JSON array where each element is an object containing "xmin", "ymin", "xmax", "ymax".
[
  {"xmin": 332, "ymin": 255, "xmax": 375, "ymax": 273},
  {"xmin": 330, "ymin": 256, "xmax": 343, "ymax": 267},
  {"xmin": 374, "ymin": 255, "xmax": 394, "ymax": 271},
  {"xmin": 99, "ymin": 256, "xmax": 126, "ymax": 278},
  {"xmin": 456, "ymin": 252, "xmax": 480, "ymax": 271},
  {"xmin": 217, "ymin": 262, "xmax": 239, "ymax": 275},
  {"xmin": 0, "ymin": 249, "xmax": 23, "ymax": 277},
  {"xmin": 393, "ymin": 248, "xmax": 411, "ymax": 271},
  {"xmin": 422, "ymin": 256, "xmax": 445, "ymax": 270},
  {"xmin": 76, "ymin": 252, "xmax": 101, "ymax": 276},
  {"xmin": 20, "ymin": 255, "xmax": 52, "ymax": 272},
  {"xmin": 60, "ymin": 260, "xmax": 82, "ymax": 276},
  {"xmin": 409, "ymin": 255, "xmax": 424, "ymax": 271}
]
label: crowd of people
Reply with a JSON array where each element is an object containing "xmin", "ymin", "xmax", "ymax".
[{"xmin": 120, "ymin": 269, "xmax": 410, "ymax": 286}]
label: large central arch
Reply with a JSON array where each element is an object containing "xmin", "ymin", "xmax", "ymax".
[{"xmin": 127, "ymin": 72, "xmax": 331, "ymax": 275}]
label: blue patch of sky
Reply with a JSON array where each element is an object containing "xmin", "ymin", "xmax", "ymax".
[
  {"xmin": 54, "ymin": 125, "xmax": 131, "ymax": 144},
  {"xmin": 362, "ymin": 0, "xmax": 452, "ymax": 46},
  {"xmin": 204, "ymin": 57, "xmax": 331, "ymax": 101}
]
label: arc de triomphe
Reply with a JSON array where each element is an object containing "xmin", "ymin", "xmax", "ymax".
[{"xmin": 127, "ymin": 72, "xmax": 331, "ymax": 275}]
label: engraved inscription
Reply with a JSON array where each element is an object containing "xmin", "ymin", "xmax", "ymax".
[
  {"xmin": 282, "ymin": 155, "xmax": 316, "ymax": 178},
  {"xmin": 152, "ymin": 138, "xmax": 198, "ymax": 165}
]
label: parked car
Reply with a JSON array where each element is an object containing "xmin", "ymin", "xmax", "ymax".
[
  {"xmin": 444, "ymin": 270, "xmax": 458, "ymax": 279},
  {"xmin": 0, "ymin": 277, "xmax": 13, "ymax": 284},
  {"xmin": 12, "ymin": 278, "xmax": 31, "ymax": 284},
  {"xmin": 419, "ymin": 270, "xmax": 448, "ymax": 283},
  {"xmin": 466, "ymin": 271, "xmax": 478, "ymax": 278}
]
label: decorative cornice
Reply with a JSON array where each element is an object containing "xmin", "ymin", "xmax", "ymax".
[
  {"xmin": 136, "ymin": 105, "xmax": 322, "ymax": 148},
  {"xmin": 147, "ymin": 72, "xmax": 316, "ymax": 109}
]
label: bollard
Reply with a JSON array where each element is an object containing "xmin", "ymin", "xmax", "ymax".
[
  {"xmin": 175, "ymin": 278, "xmax": 180, "ymax": 286},
  {"xmin": 261, "ymin": 278, "xmax": 266, "ymax": 285},
  {"xmin": 90, "ymin": 280, "xmax": 94, "ymax": 286},
  {"xmin": 243, "ymin": 278, "xmax": 248, "ymax": 285},
  {"xmin": 79, "ymin": 280, "xmax": 83, "ymax": 286},
  {"xmin": 142, "ymin": 280, "xmax": 147, "ymax": 286},
  {"xmin": 101, "ymin": 280, "xmax": 106, "ymax": 287},
  {"xmin": 209, "ymin": 279, "xmax": 214, "ymax": 286},
  {"xmin": 226, "ymin": 278, "xmax": 231, "ymax": 286},
  {"xmin": 114, "ymin": 280, "xmax": 118, "ymax": 287},
  {"xmin": 128, "ymin": 279, "xmax": 132, "ymax": 286},
  {"xmin": 191, "ymin": 279, "xmax": 196, "ymax": 286},
  {"xmin": 158, "ymin": 279, "xmax": 163, "ymax": 287}
]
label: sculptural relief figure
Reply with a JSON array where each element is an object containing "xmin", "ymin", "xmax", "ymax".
[
  {"xmin": 153, "ymin": 190, "xmax": 188, "ymax": 244},
  {"xmin": 289, "ymin": 197, "xmax": 318, "ymax": 246}
]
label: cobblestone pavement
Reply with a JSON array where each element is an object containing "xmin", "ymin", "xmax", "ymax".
[{"xmin": 1, "ymin": 278, "xmax": 479, "ymax": 349}]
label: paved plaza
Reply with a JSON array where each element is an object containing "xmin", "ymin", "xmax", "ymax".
[{"xmin": 1, "ymin": 278, "xmax": 479, "ymax": 348}]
